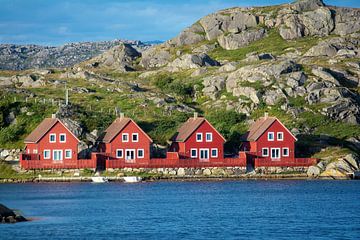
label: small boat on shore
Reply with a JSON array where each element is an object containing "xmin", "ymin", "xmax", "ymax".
[
  {"xmin": 91, "ymin": 176, "xmax": 108, "ymax": 183},
  {"xmin": 123, "ymin": 176, "xmax": 142, "ymax": 183}
]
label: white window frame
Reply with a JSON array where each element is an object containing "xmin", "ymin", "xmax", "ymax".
[
  {"xmin": 116, "ymin": 149, "xmax": 123, "ymax": 159},
  {"xmin": 132, "ymin": 133, "xmax": 139, "ymax": 143},
  {"xmin": 49, "ymin": 133, "xmax": 56, "ymax": 143},
  {"xmin": 125, "ymin": 149, "xmax": 135, "ymax": 162},
  {"xmin": 199, "ymin": 148, "xmax": 210, "ymax": 162},
  {"xmin": 65, "ymin": 149, "xmax": 72, "ymax": 159},
  {"xmin": 53, "ymin": 150, "xmax": 63, "ymax": 161},
  {"xmin": 122, "ymin": 133, "xmax": 129, "ymax": 142},
  {"xmin": 262, "ymin": 148, "xmax": 269, "ymax": 157},
  {"xmin": 205, "ymin": 132, "xmax": 213, "ymax": 142},
  {"xmin": 211, "ymin": 148, "xmax": 218, "ymax": 158},
  {"xmin": 59, "ymin": 133, "xmax": 66, "ymax": 143},
  {"xmin": 33, "ymin": 149, "xmax": 38, "ymax": 154},
  {"xmin": 190, "ymin": 148, "xmax": 197, "ymax": 158},
  {"xmin": 137, "ymin": 149, "xmax": 144, "ymax": 158},
  {"xmin": 277, "ymin": 132, "xmax": 284, "ymax": 141},
  {"xmin": 283, "ymin": 148, "xmax": 289, "ymax": 157},
  {"xmin": 43, "ymin": 150, "xmax": 51, "ymax": 159},
  {"xmin": 271, "ymin": 148, "xmax": 281, "ymax": 160},
  {"xmin": 196, "ymin": 133, "xmax": 203, "ymax": 142},
  {"xmin": 268, "ymin": 132, "xmax": 274, "ymax": 141}
]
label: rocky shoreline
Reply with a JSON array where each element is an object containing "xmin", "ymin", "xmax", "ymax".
[{"xmin": 0, "ymin": 204, "xmax": 28, "ymax": 224}]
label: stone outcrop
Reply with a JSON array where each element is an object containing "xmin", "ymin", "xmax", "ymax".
[
  {"xmin": 167, "ymin": 23, "xmax": 206, "ymax": 46},
  {"xmin": 218, "ymin": 29, "xmax": 266, "ymax": 50},
  {"xmin": 0, "ymin": 204, "xmax": 27, "ymax": 223},
  {"xmin": 140, "ymin": 47, "xmax": 171, "ymax": 69},
  {"xmin": 87, "ymin": 43, "xmax": 141, "ymax": 72},
  {"xmin": 168, "ymin": 53, "xmax": 219, "ymax": 70}
]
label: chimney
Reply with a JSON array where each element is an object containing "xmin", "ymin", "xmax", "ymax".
[
  {"xmin": 194, "ymin": 112, "xmax": 198, "ymax": 119},
  {"xmin": 120, "ymin": 112, "xmax": 125, "ymax": 119},
  {"xmin": 264, "ymin": 112, "xmax": 269, "ymax": 118},
  {"xmin": 51, "ymin": 114, "xmax": 56, "ymax": 119}
]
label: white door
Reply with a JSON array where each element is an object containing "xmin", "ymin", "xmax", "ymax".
[
  {"xmin": 199, "ymin": 149, "xmax": 209, "ymax": 162},
  {"xmin": 125, "ymin": 150, "xmax": 135, "ymax": 163},
  {"xmin": 53, "ymin": 150, "xmax": 63, "ymax": 161},
  {"xmin": 271, "ymin": 148, "xmax": 280, "ymax": 160}
]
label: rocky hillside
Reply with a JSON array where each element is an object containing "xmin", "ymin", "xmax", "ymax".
[
  {"xmin": 0, "ymin": 40, "xmax": 150, "ymax": 70},
  {"xmin": 0, "ymin": 0, "xmax": 359, "ymax": 177}
]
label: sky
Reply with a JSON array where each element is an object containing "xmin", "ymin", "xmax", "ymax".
[{"xmin": 0, "ymin": 0, "xmax": 359, "ymax": 46}]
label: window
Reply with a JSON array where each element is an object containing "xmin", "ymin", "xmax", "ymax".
[
  {"xmin": 49, "ymin": 134, "xmax": 56, "ymax": 143},
  {"xmin": 190, "ymin": 149, "xmax": 197, "ymax": 158},
  {"xmin": 122, "ymin": 133, "xmax": 129, "ymax": 142},
  {"xmin": 43, "ymin": 150, "xmax": 50, "ymax": 159},
  {"xmin": 262, "ymin": 148, "xmax": 269, "ymax": 157},
  {"xmin": 60, "ymin": 134, "xmax": 66, "ymax": 143},
  {"xmin": 33, "ymin": 149, "xmax": 38, "ymax": 154},
  {"xmin": 277, "ymin": 132, "xmax": 284, "ymax": 141},
  {"xmin": 211, "ymin": 148, "xmax": 218, "ymax": 158},
  {"xmin": 65, "ymin": 150, "xmax": 72, "ymax": 159},
  {"xmin": 283, "ymin": 148, "xmax": 289, "ymax": 157},
  {"xmin": 268, "ymin": 132, "xmax": 274, "ymax": 141},
  {"xmin": 206, "ymin": 133, "xmax": 213, "ymax": 142},
  {"xmin": 271, "ymin": 148, "xmax": 280, "ymax": 160},
  {"xmin": 137, "ymin": 149, "xmax": 144, "ymax": 158},
  {"xmin": 196, "ymin": 133, "xmax": 202, "ymax": 142},
  {"xmin": 53, "ymin": 150, "xmax": 63, "ymax": 161},
  {"xmin": 116, "ymin": 149, "xmax": 123, "ymax": 158},
  {"xmin": 132, "ymin": 133, "xmax": 139, "ymax": 142}
]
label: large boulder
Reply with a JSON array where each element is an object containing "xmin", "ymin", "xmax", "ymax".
[
  {"xmin": 307, "ymin": 165, "xmax": 321, "ymax": 177},
  {"xmin": 262, "ymin": 89, "xmax": 287, "ymax": 105},
  {"xmin": 232, "ymin": 87, "xmax": 261, "ymax": 104},
  {"xmin": 290, "ymin": 0, "xmax": 325, "ymax": 12},
  {"xmin": 199, "ymin": 11, "xmax": 259, "ymax": 41},
  {"xmin": 11, "ymin": 74, "xmax": 45, "ymax": 88},
  {"xmin": 168, "ymin": 23, "xmax": 206, "ymax": 46},
  {"xmin": 307, "ymin": 86, "xmax": 360, "ymax": 124},
  {"xmin": 279, "ymin": 15, "xmax": 305, "ymax": 40},
  {"xmin": 333, "ymin": 7, "xmax": 360, "ymax": 36},
  {"xmin": 218, "ymin": 29, "xmax": 266, "ymax": 50},
  {"xmin": 0, "ymin": 77, "xmax": 13, "ymax": 86},
  {"xmin": 202, "ymin": 76, "xmax": 226, "ymax": 100},
  {"xmin": 300, "ymin": 8, "xmax": 334, "ymax": 37},
  {"xmin": 88, "ymin": 43, "xmax": 141, "ymax": 71},
  {"xmin": 226, "ymin": 60, "xmax": 300, "ymax": 88},
  {"xmin": 168, "ymin": 53, "xmax": 219, "ymax": 70},
  {"xmin": 140, "ymin": 47, "xmax": 171, "ymax": 69}
]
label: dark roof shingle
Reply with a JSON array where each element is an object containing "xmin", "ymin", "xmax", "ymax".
[
  {"xmin": 241, "ymin": 117, "xmax": 277, "ymax": 141},
  {"xmin": 98, "ymin": 117, "xmax": 152, "ymax": 143},
  {"xmin": 24, "ymin": 118, "xmax": 59, "ymax": 143}
]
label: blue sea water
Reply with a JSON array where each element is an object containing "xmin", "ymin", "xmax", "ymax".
[{"xmin": 0, "ymin": 180, "xmax": 359, "ymax": 240}]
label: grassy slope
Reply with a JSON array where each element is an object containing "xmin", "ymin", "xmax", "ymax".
[{"xmin": 0, "ymin": 28, "xmax": 359, "ymax": 174}]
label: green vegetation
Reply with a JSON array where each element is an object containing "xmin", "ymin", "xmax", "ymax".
[
  {"xmin": 208, "ymin": 29, "xmax": 321, "ymax": 62},
  {"xmin": 206, "ymin": 110, "xmax": 247, "ymax": 152}
]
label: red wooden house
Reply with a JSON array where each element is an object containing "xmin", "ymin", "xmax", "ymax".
[
  {"xmin": 240, "ymin": 114, "xmax": 297, "ymax": 164},
  {"xmin": 169, "ymin": 114, "xmax": 225, "ymax": 162},
  {"xmin": 98, "ymin": 116, "xmax": 153, "ymax": 165},
  {"xmin": 22, "ymin": 115, "xmax": 80, "ymax": 167}
]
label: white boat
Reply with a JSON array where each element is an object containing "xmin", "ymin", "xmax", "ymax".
[
  {"xmin": 123, "ymin": 176, "xmax": 142, "ymax": 183},
  {"xmin": 91, "ymin": 176, "xmax": 108, "ymax": 183}
]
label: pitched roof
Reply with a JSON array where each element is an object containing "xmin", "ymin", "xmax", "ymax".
[
  {"xmin": 98, "ymin": 117, "xmax": 152, "ymax": 143},
  {"xmin": 241, "ymin": 117, "xmax": 297, "ymax": 142},
  {"xmin": 171, "ymin": 117, "xmax": 225, "ymax": 142},
  {"xmin": 24, "ymin": 118, "xmax": 80, "ymax": 143}
]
